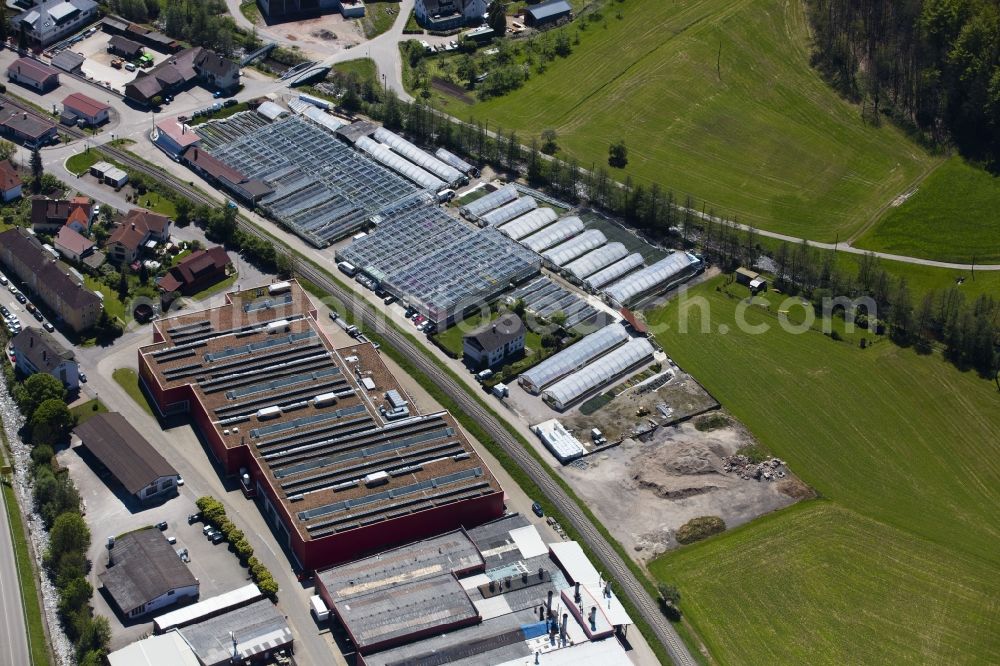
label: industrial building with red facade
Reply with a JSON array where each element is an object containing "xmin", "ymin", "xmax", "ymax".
[{"xmin": 137, "ymin": 280, "xmax": 505, "ymax": 571}]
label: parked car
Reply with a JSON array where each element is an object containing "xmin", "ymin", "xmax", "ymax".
[
  {"xmin": 531, "ymin": 502, "xmax": 544, "ymax": 517},
  {"xmin": 42, "ymin": 322, "xmax": 54, "ymax": 332},
  {"xmin": 211, "ymin": 532, "xmax": 225, "ymax": 544},
  {"xmin": 79, "ymin": 373, "xmax": 88, "ymax": 384},
  {"xmin": 0, "ymin": 305, "xmax": 8, "ymax": 317},
  {"xmin": 202, "ymin": 524, "xmax": 215, "ymax": 536},
  {"xmin": 0, "ymin": 274, "xmax": 7, "ymax": 286},
  {"xmin": 32, "ymin": 310, "xmax": 43, "ymax": 322},
  {"xmin": 124, "ymin": 62, "xmax": 136, "ymax": 72},
  {"xmin": 15, "ymin": 293, "xmax": 25, "ymax": 304},
  {"xmin": 188, "ymin": 512, "xmax": 201, "ymax": 524},
  {"xmin": 177, "ymin": 476, "xmax": 185, "ymax": 486},
  {"xmin": 156, "ymin": 521, "xmax": 168, "ymax": 531},
  {"xmin": 166, "ymin": 536, "xmax": 177, "ymax": 545}
]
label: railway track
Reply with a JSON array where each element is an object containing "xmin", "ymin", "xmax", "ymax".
[{"xmin": 14, "ymin": 93, "xmax": 696, "ymax": 664}]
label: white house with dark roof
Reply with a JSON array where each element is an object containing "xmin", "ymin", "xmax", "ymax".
[
  {"xmin": 11, "ymin": 327, "xmax": 79, "ymax": 390},
  {"xmin": 15, "ymin": 0, "xmax": 98, "ymax": 47},
  {"xmin": 462, "ymin": 312, "xmax": 526, "ymax": 369}
]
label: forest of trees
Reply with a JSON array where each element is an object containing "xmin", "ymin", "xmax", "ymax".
[{"xmin": 806, "ymin": 0, "xmax": 1000, "ymax": 165}]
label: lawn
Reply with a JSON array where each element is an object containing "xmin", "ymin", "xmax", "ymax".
[
  {"xmin": 70, "ymin": 398, "xmax": 108, "ymax": 425},
  {"xmin": 646, "ymin": 277, "xmax": 1000, "ymax": 662},
  {"xmin": 64, "ymin": 150, "xmax": 101, "ymax": 176},
  {"xmin": 334, "ymin": 58, "xmax": 378, "ymax": 86},
  {"xmin": 435, "ymin": 309, "xmax": 543, "ymax": 357},
  {"xmin": 359, "ymin": 1, "xmax": 401, "ymax": 39},
  {"xmin": 854, "ymin": 157, "xmax": 1000, "ymax": 263},
  {"xmin": 83, "ymin": 276, "xmax": 126, "ymax": 322},
  {"xmin": 1, "ymin": 483, "xmax": 51, "ymax": 666},
  {"xmin": 133, "ymin": 190, "xmax": 177, "ymax": 218},
  {"xmin": 435, "ymin": 309, "xmax": 493, "ymax": 356},
  {"xmin": 111, "ymin": 368, "xmax": 154, "ymax": 417},
  {"xmin": 650, "ymin": 501, "xmax": 999, "ymax": 665},
  {"xmin": 450, "ymin": 0, "xmax": 938, "ymax": 243}
]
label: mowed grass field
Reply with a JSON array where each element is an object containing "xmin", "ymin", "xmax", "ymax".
[
  {"xmin": 649, "ymin": 502, "xmax": 999, "ymax": 664},
  {"xmin": 646, "ymin": 277, "xmax": 1000, "ymax": 663},
  {"xmin": 460, "ymin": 0, "xmax": 938, "ymax": 241},
  {"xmin": 855, "ymin": 157, "xmax": 1000, "ymax": 263}
]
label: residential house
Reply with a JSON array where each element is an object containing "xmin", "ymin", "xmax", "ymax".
[
  {"xmin": 0, "ymin": 111, "xmax": 58, "ymax": 149},
  {"xmin": 157, "ymin": 246, "xmax": 231, "ymax": 296},
  {"xmin": 462, "ymin": 312, "xmax": 526, "ymax": 369},
  {"xmin": 0, "ymin": 160, "xmax": 23, "ymax": 202},
  {"xmin": 7, "ymin": 57, "xmax": 60, "ymax": 92},
  {"xmin": 65, "ymin": 197, "xmax": 93, "ymax": 233},
  {"xmin": 61, "ymin": 93, "xmax": 111, "ymax": 127},
  {"xmin": 54, "ymin": 226, "xmax": 95, "ymax": 263},
  {"xmin": 415, "ymin": 0, "xmax": 487, "ymax": 30},
  {"xmin": 0, "ymin": 228, "xmax": 102, "ymax": 332},
  {"xmin": 124, "ymin": 47, "xmax": 240, "ymax": 106},
  {"xmin": 15, "ymin": 0, "xmax": 98, "ymax": 47},
  {"xmin": 106, "ymin": 208, "xmax": 170, "ymax": 265},
  {"xmin": 31, "ymin": 196, "xmax": 92, "ymax": 234},
  {"xmin": 11, "ymin": 327, "xmax": 79, "ymax": 390}
]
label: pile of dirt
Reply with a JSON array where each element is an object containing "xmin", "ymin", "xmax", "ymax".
[{"xmin": 631, "ymin": 440, "xmax": 731, "ymax": 499}]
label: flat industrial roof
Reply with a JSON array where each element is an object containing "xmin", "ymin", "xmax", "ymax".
[
  {"xmin": 317, "ymin": 530, "xmax": 483, "ymax": 603},
  {"xmin": 139, "ymin": 281, "xmax": 502, "ymax": 546},
  {"xmin": 177, "ymin": 599, "xmax": 292, "ymax": 665},
  {"xmin": 107, "ymin": 632, "xmax": 199, "ymax": 666},
  {"xmin": 337, "ymin": 572, "xmax": 480, "ymax": 651},
  {"xmin": 154, "ymin": 583, "xmax": 262, "ymax": 633}
]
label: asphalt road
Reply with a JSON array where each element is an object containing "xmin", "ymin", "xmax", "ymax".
[{"xmin": 0, "ymin": 463, "xmax": 31, "ymax": 666}]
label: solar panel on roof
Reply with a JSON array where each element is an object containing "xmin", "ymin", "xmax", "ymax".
[
  {"xmin": 250, "ymin": 403, "xmax": 368, "ymax": 439},
  {"xmin": 204, "ymin": 330, "xmax": 314, "ymax": 363},
  {"xmin": 226, "ymin": 365, "xmax": 340, "ymax": 400},
  {"xmin": 299, "ymin": 467, "xmax": 482, "ymax": 522},
  {"xmin": 274, "ymin": 427, "xmax": 455, "ymax": 480}
]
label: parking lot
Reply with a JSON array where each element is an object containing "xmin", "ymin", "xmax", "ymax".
[
  {"xmin": 71, "ymin": 31, "xmax": 170, "ymax": 94},
  {"xmin": 58, "ymin": 444, "xmax": 253, "ymax": 650}
]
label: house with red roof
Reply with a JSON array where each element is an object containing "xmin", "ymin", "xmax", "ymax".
[
  {"xmin": 62, "ymin": 93, "xmax": 110, "ymax": 127},
  {"xmin": 7, "ymin": 57, "xmax": 60, "ymax": 93},
  {"xmin": 0, "ymin": 160, "xmax": 22, "ymax": 202},
  {"xmin": 30, "ymin": 196, "xmax": 92, "ymax": 233},
  {"xmin": 157, "ymin": 246, "xmax": 231, "ymax": 296}
]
